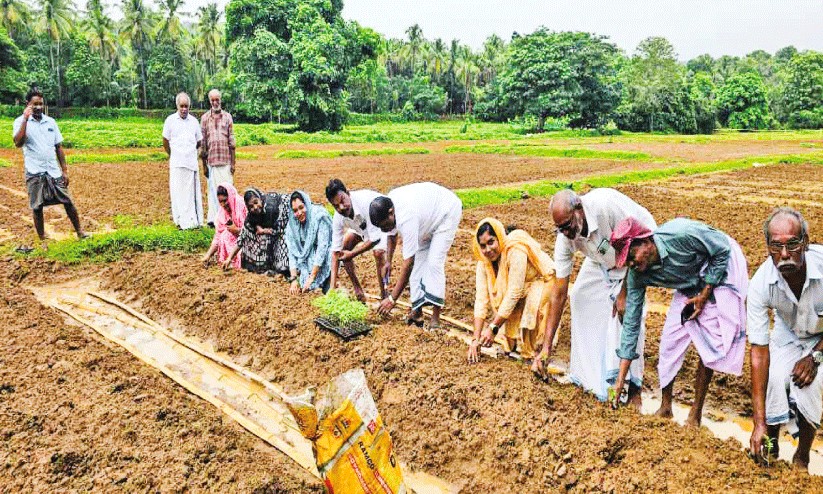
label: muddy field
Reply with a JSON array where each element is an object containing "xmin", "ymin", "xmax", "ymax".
[{"xmin": 3, "ymin": 137, "xmax": 823, "ymax": 491}]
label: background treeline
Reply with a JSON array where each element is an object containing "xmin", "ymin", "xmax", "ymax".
[{"xmin": 2, "ymin": 0, "xmax": 823, "ymax": 132}]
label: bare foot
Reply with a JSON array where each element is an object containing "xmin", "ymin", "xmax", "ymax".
[
  {"xmin": 654, "ymin": 405, "xmax": 674, "ymax": 420},
  {"xmin": 684, "ymin": 415, "xmax": 702, "ymax": 428},
  {"xmin": 792, "ymin": 450, "xmax": 810, "ymax": 471},
  {"xmin": 627, "ymin": 390, "xmax": 642, "ymax": 411}
]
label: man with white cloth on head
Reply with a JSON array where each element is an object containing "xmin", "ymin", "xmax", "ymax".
[
  {"xmin": 200, "ymin": 88, "xmax": 236, "ymax": 226},
  {"xmin": 370, "ymin": 182, "xmax": 462, "ymax": 330},
  {"xmin": 749, "ymin": 207, "xmax": 823, "ymax": 471},
  {"xmin": 162, "ymin": 92, "xmax": 203, "ymax": 229},
  {"xmin": 532, "ymin": 188, "xmax": 656, "ymax": 407}
]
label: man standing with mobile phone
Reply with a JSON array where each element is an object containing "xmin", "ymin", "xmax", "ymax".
[
  {"xmin": 608, "ymin": 217, "xmax": 748, "ymax": 427},
  {"xmin": 13, "ymin": 86, "xmax": 87, "ymax": 249}
]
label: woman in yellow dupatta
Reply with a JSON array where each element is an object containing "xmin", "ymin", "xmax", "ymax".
[{"xmin": 468, "ymin": 218, "xmax": 555, "ymax": 363}]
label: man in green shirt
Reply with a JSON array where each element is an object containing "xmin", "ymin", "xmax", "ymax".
[{"xmin": 609, "ymin": 217, "xmax": 748, "ymax": 427}]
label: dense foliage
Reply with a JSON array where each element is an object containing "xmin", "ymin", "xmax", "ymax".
[{"xmin": 2, "ymin": 0, "xmax": 823, "ymax": 131}]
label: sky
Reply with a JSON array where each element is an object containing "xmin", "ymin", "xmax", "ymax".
[{"xmin": 183, "ymin": 0, "xmax": 823, "ymax": 61}]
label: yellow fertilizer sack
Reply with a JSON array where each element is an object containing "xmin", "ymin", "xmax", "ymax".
[{"xmin": 286, "ymin": 368, "xmax": 407, "ymax": 494}]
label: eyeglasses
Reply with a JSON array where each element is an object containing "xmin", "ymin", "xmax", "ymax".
[
  {"xmin": 768, "ymin": 239, "xmax": 804, "ymax": 254},
  {"xmin": 554, "ymin": 217, "xmax": 575, "ymax": 235}
]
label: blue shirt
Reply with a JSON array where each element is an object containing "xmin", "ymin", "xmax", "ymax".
[
  {"xmin": 12, "ymin": 114, "xmax": 64, "ymax": 178},
  {"xmin": 619, "ymin": 218, "xmax": 731, "ymax": 360}
]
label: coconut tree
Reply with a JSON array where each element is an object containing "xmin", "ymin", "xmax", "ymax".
[
  {"xmin": 35, "ymin": 0, "xmax": 74, "ymax": 107},
  {"xmin": 84, "ymin": 0, "xmax": 117, "ymax": 62},
  {"xmin": 1, "ymin": 0, "xmax": 30, "ymax": 39},
  {"xmin": 455, "ymin": 47, "xmax": 479, "ymax": 114},
  {"xmin": 155, "ymin": 0, "xmax": 183, "ymax": 43},
  {"xmin": 404, "ymin": 23, "xmax": 422, "ymax": 75},
  {"xmin": 120, "ymin": 0, "xmax": 155, "ymax": 108},
  {"xmin": 195, "ymin": 2, "xmax": 220, "ymax": 74}
]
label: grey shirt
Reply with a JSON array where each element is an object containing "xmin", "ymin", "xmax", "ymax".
[{"xmin": 619, "ymin": 218, "xmax": 731, "ymax": 360}]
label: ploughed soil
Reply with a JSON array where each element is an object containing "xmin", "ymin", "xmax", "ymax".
[
  {"xmin": 0, "ymin": 259, "xmax": 321, "ymax": 492},
  {"xmin": 585, "ymin": 138, "xmax": 823, "ymax": 162},
  {"xmin": 98, "ymin": 253, "xmax": 823, "ymax": 492}
]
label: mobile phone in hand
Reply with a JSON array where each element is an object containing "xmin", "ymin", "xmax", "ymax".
[{"xmin": 681, "ymin": 303, "xmax": 696, "ymax": 325}]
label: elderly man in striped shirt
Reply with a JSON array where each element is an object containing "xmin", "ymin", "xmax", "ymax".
[{"xmin": 200, "ymin": 88, "xmax": 236, "ymax": 227}]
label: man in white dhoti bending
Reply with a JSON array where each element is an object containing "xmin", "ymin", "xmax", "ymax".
[
  {"xmin": 201, "ymin": 88, "xmax": 236, "ymax": 227},
  {"xmin": 162, "ymin": 92, "xmax": 203, "ymax": 229},
  {"xmin": 532, "ymin": 188, "xmax": 656, "ymax": 407},
  {"xmin": 370, "ymin": 182, "xmax": 462, "ymax": 329},
  {"xmin": 749, "ymin": 207, "xmax": 823, "ymax": 471}
]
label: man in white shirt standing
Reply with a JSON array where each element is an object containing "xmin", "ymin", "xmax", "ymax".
[
  {"xmin": 370, "ymin": 182, "xmax": 462, "ymax": 329},
  {"xmin": 13, "ymin": 87, "xmax": 87, "ymax": 248},
  {"xmin": 325, "ymin": 179, "xmax": 390, "ymax": 302},
  {"xmin": 162, "ymin": 92, "xmax": 203, "ymax": 230},
  {"xmin": 532, "ymin": 188, "xmax": 656, "ymax": 407},
  {"xmin": 748, "ymin": 207, "xmax": 823, "ymax": 471}
]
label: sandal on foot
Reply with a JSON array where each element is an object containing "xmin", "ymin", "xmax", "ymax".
[{"xmin": 405, "ymin": 314, "xmax": 424, "ymax": 327}]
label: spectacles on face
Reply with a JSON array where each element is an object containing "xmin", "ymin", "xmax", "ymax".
[
  {"xmin": 554, "ymin": 216, "xmax": 575, "ymax": 235},
  {"xmin": 768, "ymin": 238, "xmax": 804, "ymax": 254}
]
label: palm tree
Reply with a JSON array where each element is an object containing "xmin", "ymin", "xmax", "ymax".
[
  {"xmin": 427, "ymin": 38, "xmax": 447, "ymax": 82},
  {"xmin": 455, "ymin": 47, "xmax": 479, "ymax": 114},
  {"xmin": 35, "ymin": 0, "xmax": 74, "ymax": 108},
  {"xmin": 84, "ymin": 0, "xmax": 117, "ymax": 63},
  {"xmin": 155, "ymin": 0, "xmax": 183, "ymax": 43},
  {"xmin": 120, "ymin": 0, "xmax": 155, "ymax": 108},
  {"xmin": 404, "ymin": 23, "xmax": 422, "ymax": 75},
  {"xmin": 195, "ymin": 3, "xmax": 220, "ymax": 74},
  {"xmin": 1, "ymin": 0, "xmax": 29, "ymax": 39},
  {"xmin": 480, "ymin": 34, "xmax": 505, "ymax": 85}
]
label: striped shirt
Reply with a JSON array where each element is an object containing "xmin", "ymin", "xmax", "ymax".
[{"xmin": 200, "ymin": 110, "xmax": 235, "ymax": 167}]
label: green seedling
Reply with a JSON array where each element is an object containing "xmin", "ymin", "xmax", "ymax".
[
  {"xmin": 311, "ymin": 290, "xmax": 369, "ymax": 324},
  {"xmin": 761, "ymin": 435, "xmax": 775, "ymax": 466}
]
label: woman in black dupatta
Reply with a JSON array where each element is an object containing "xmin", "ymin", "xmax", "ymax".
[{"xmin": 222, "ymin": 188, "xmax": 290, "ymax": 275}]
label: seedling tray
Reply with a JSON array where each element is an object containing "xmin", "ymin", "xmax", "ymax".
[{"xmin": 314, "ymin": 315, "xmax": 373, "ymax": 341}]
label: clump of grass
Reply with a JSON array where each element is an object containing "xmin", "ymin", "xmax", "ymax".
[
  {"xmin": 235, "ymin": 151, "xmax": 258, "ymax": 159},
  {"xmin": 445, "ymin": 144, "xmax": 653, "ymax": 160},
  {"xmin": 274, "ymin": 147, "xmax": 429, "ymax": 159},
  {"xmin": 67, "ymin": 151, "xmax": 167, "ymax": 164},
  {"xmin": 311, "ymin": 290, "xmax": 369, "ymax": 324},
  {"xmin": 23, "ymin": 223, "xmax": 213, "ymax": 264},
  {"xmin": 0, "ymin": 158, "xmax": 12, "ymax": 167}
]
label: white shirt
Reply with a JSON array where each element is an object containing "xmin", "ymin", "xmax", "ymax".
[
  {"xmin": 387, "ymin": 182, "xmax": 462, "ymax": 260},
  {"xmin": 747, "ymin": 245, "xmax": 823, "ymax": 347},
  {"xmin": 330, "ymin": 189, "xmax": 384, "ymax": 252},
  {"xmin": 553, "ymin": 188, "xmax": 657, "ymax": 279},
  {"xmin": 12, "ymin": 114, "xmax": 63, "ymax": 178},
  {"xmin": 162, "ymin": 112, "xmax": 202, "ymax": 171}
]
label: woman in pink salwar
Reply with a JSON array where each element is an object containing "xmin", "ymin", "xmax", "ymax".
[{"xmin": 202, "ymin": 182, "xmax": 247, "ymax": 269}]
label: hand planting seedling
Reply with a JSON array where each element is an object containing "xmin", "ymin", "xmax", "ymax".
[{"xmin": 760, "ymin": 435, "xmax": 775, "ymax": 466}]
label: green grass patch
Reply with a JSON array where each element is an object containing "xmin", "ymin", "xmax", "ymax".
[
  {"xmin": 23, "ymin": 223, "xmax": 213, "ymax": 264},
  {"xmin": 445, "ymin": 144, "xmax": 653, "ymax": 160},
  {"xmin": 456, "ymin": 153, "xmax": 823, "ymax": 209},
  {"xmin": 0, "ymin": 157, "xmax": 11, "ymax": 167},
  {"xmin": 67, "ymin": 151, "xmax": 167, "ymax": 164},
  {"xmin": 274, "ymin": 147, "xmax": 429, "ymax": 159}
]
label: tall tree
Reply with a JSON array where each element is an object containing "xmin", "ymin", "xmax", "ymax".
[
  {"xmin": 120, "ymin": 0, "xmax": 155, "ymax": 108},
  {"xmin": 84, "ymin": 0, "xmax": 117, "ymax": 63},
  {"xmin": 1, "ymin": 0, "xmax": 29, "ymax": 39},
  {"xmin": 155, "ymin": 0, "xmax": 184, "ymax": 43},
  {"xmin": 35, "ymin": 0, "xmax": 74, "ymax": 107},
  {"xmin": 195, "ymin": 3, "xmax": 221, "ymax": 74},
  {"xmin": 404, "ymin": 23, "xmax": 422, "ymax": 75}
]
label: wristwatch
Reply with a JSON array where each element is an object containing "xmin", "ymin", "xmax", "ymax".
[
  {"xmin": 812, "ymin": 350, "xmax": 823, "ymax": 366},
  {"xmin": 488, "ymin": 322, "xmax": 499, "ymax": 334}
]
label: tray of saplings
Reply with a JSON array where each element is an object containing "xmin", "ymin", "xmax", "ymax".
[{"xmin": 312, "ymin": 290, "xmax": 373, "ymax": 341}]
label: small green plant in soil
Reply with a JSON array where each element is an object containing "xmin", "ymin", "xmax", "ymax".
[{"xmin": 311, "ymin": 290, "xmax": 369, "ymax": 324}]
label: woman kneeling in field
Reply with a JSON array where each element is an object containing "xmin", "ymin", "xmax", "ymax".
[
  {"xmin": 286, "ymin": 190, "xmax": 333, "ymax": 295},
  {"xmin": 203, "ymin": 183, "xmax": 246, "ymax": 269},
  {"xmin": 468, "ymin": 218, "xmax": 555, "ymax": 364},
  {"xmin": 223, "ymin": 188, "xmax": 290, "ymax": 275}
]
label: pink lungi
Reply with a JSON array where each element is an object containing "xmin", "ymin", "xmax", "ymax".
[{"xmin": 657, "ymin": 236, "xmax": 748, "ymax": 389}]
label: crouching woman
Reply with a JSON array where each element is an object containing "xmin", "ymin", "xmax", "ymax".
[
  {"xmin": 202, "ymin": 183, "xmax": 246, "ymax": 269},
  {"xmin": 286, "ymin": 190, "xmax": 333, "ymax": 295},
  {"xmin": 469, "ymin": 218, "xmax": 555, "ymax": 363}
]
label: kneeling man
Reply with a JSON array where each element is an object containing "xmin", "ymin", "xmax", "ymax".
[{"xmin": 749, "ymin": 207, "xmax": 823, "ymax": 470}]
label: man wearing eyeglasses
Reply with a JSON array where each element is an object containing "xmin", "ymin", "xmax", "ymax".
[
  {"xmin": 532, "ymin": 188, "xmax": 656, "ymax": 408},
  {"xmin": 748, "ymin": 207, "xmax": 823, "ymax": 471},
  {"xmin": 608, "ymin": 216, "xmax": 749, "ymax": 427}
]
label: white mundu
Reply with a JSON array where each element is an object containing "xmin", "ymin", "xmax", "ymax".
[
  {"xmin": 331, "ymin": 189, "xmax": 386, "ymax": 252},
  {"xmin": 387, "ymin": 182, "xmax": 462, "ymax": 310},
  {"xmin": 162, "ymin": 112, "xmax": 203, "ymax": 229},
  {"xmin": 748, "ymin": 244, "xmax": 823, "ymax": 433},
  {"xmin": 553, "ymin": 188, "xmax": 657, "ymax": 400}
]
